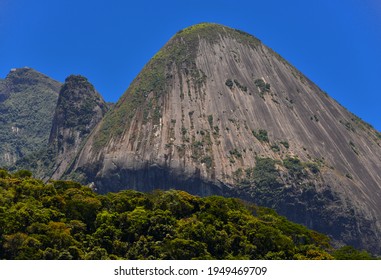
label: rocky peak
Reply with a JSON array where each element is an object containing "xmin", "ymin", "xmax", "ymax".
[
  {"xmin": 50, "ymin": 75, "xmax": 107, "ymax": 132},
  {"xmin": 6, "ymin": 67, "xmax": 61, "ymax": 93},
  {"xmin": 70, "ymin": 23, "xmax": 381, "ymax": 254},
  {"xmin": 48, "ymin": 75, "xmax": 108, "ymax": 179}
]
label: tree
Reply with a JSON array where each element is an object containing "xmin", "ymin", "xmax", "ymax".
[
  {"xmin": 162, "ymin": 238, "xmax": 211, "ymax": 260},
  {"xmin": 333, "ymin": 246, "xmax": 373, "ymax": 260}
]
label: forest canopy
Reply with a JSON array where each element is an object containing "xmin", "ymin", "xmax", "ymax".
[{"xmin": 0, "ymin": 169, "xmax": 374, "ymax": 260}]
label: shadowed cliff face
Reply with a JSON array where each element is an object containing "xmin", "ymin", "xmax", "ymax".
[
  {"xmin": 70, "ymin": 24, "xmax": 381, "ymax": 253},
  {"xmin": 48, "ymin": 75, "xmax": 108, "ymax": 180}
]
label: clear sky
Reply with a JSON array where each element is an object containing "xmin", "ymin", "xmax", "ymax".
[{"xmin": 1, "ymin": 0, "xmax": 380, "ymax": 131}]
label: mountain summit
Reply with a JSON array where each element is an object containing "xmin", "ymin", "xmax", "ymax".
[
  {"xmin": 68, "ymin": 23, "xmax": 381, "ymax": 253},
  {"xmin": 0, "ymin": 68, "xmax": 61, "ymax": 166},
  {"xmin": 7, "ymin": 24, "xmax": 381, "ymax": 254},
  {"xmin": 48, "ymin": 75, "xmax": 109, "ymax": 180}
]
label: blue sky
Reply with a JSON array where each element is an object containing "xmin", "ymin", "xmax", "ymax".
[{"xmin": 1, "ymin": 0, "xmax": 380, "ymax": 130}]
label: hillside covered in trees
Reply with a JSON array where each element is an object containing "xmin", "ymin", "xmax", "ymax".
[{"xmin": 0, "ymin": 169, "xmax": 374, "ymax": 260}]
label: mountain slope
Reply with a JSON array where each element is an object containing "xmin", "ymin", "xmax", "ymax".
[
  {"xmin": 48, "ymin": 75, "xmax": 109, "ymax": 180},
  {"xmin": 15, "ymin": 75, "xmax": 109, "ymax": 180},
  {"xmin": 0, "ymin": 68, "xmax": 61, "ymax": 167},
  {"xmin": 70, "ymin": 23, "xmax": 381, "ymax": 254}
]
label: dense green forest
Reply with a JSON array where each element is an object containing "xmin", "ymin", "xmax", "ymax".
[{"xmin": 0, "ymin": 169, "xmax": 374, "ymax": 260}]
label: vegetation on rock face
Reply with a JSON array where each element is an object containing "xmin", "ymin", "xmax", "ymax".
[
  {"xmin": 225, "ymin": 79, "xmax": 234, "ymax": 89},
  {"xmin": 0, "ymin": 68, "xmax": 61, "ymax": 167},
  {"xmin": 49, "ymin": 74, "xmax": 108, "ymax": 153},
  {"xmin": 2, "ymin": 169, "xmax": 372, "ymax": 260},
  {"xmin": 252, "ymin": 129, "xmax": 269, "ymax": 142},
  {"xmin": 229, "ymin": 156, "xmax": 374, "ymax": 254},
  {"xmin": 12, "ymin": 74, "xmax": 108, "ymax": 180},
  {"xmin": 93, "ymin": 23, "xmax": 261, "ymax": 150},
  {"xmin": 176, "ymin": 23, "xmax": 262, "ymax": 50},
  {"xmin": 234, "ymin": 79, "xmax": 248, "ymax": 92},
  {"xmin": 225, "ymin": 79, "xmax": 248, "ymax": 92},
  {"xmin": 254, "ymin": 78, "xmax": 270, "ymax": 98},
  {"xmin": 53, "ymin": 75, "xmax": 107, "ymax": 132}
]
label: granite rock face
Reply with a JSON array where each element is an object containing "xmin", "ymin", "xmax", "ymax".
[
  {"xmin": 70, "ymin": 24, "xmax": 381, "ymax": 253},
  {"xmin": 5, "ymin": 24, "xmax": 379, "ymax": 254}
]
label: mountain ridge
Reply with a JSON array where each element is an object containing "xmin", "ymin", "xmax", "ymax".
[
  {"xmin": 2, "ymin": 23, "xmax": 381, "ymax": 254},
  {"xmin": 0, "ymin": 67, "xmax": 61, "ymax": 167}
]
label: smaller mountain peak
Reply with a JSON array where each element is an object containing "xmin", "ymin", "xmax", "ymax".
[
  {"xmin": 5, "ymin": 67, "xmax": 61, "ymax": 93},
  {"xmin": 64, "ymin": 74, "xmax": 90, "ymax": 83},
  {"xmin": 7, "ymin": 66, "xmax": 35, "ymax": 76},
  {"xmin": 48, "ymin": 74, "xmax": 109, "ymax": 180},
  {"xmin": 6, "ymin": 67, "xmax": 52, "ymax": 83},
  {"xmin": 60, "ymin": 74, "xmax": 97, "ymax": 96}
]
